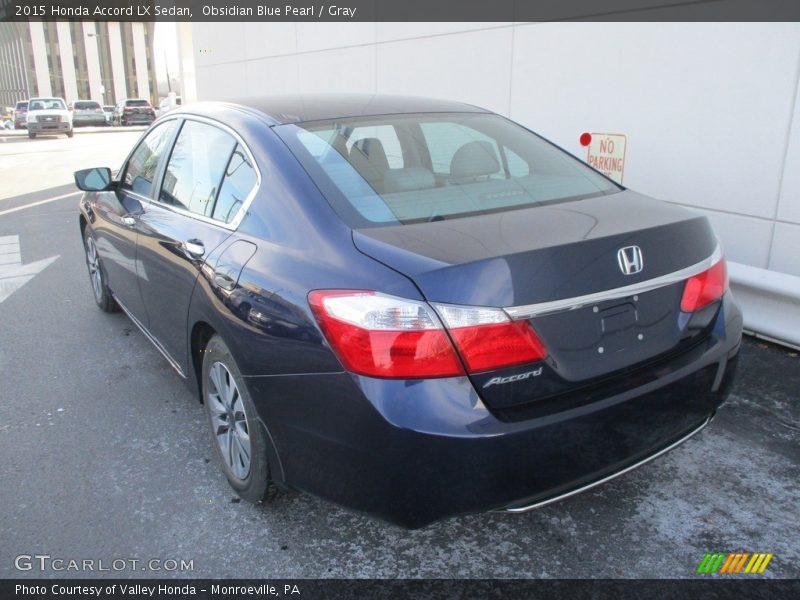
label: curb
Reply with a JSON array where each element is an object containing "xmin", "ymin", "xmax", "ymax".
[{"xmin": 0, "ymin": 126, "xmax": 147, "ymax": 139}]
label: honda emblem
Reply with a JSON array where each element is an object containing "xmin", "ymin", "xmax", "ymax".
[{"xmin": 617, "ymin": 246, "xmax": 644, "ymax": 275}]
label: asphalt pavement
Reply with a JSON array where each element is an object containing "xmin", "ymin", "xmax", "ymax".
[{"xmin": 0, "ymin": 134, "xmax": 798, "ymax": 579}]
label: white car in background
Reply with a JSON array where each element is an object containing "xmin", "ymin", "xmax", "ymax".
[{"xmin": 26, "ymin": 97, "xmax": 73, "ymax": 139}]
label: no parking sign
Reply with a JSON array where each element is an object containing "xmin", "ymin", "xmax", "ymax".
[{"xmin": 580, "ymin": 132, "xmax": 627, "ymax": 184}]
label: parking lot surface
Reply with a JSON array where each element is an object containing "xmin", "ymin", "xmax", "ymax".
[
  {"xmin": 0, "ymin": 126, "xmax": 145, "ymax": 200},
  {"xmin": 0, "ymin": 133, "xmax": 798, "ymax": 579}
]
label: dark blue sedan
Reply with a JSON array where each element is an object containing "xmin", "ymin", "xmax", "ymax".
[{"xmin": 75, "ymin": 94, "xmax": 742, "ymax": 527}]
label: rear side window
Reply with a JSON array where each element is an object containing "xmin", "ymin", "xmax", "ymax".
[
  {"xmin": 159, "ymin": 120, "xmax": 237, "ymax": 217},
  {"xmin": 121, "ymin": 120, "xmax": 177, "ymax": 197},
  {"xmin": 213, "ymin": 145, "xmax": 258, "ymax": 224}
]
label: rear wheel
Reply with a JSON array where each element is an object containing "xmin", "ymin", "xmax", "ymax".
[
  {"xmin": 202, "ymin": 335, "xmax": 276, "ymax": 503},
  {"xmin": 66, "ymin": 129, "xmax": 73, "ymax": 138},
  {"xmin": 83, "ymin": 227, "xmax": 118, "ymax": 312},
  {"xmin": 28, "ymin": 132, "xmax": 36, "ymax": 139}
]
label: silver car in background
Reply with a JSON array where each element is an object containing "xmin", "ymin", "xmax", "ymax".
[{"xmin": 72, "ymin": 100, "xmax": 106, "ymax": 127}]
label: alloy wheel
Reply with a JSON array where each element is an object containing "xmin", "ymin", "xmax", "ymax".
[
  {"xmin": 207, "ymin": 361, "xmax": 251, "ymax": 479},
  {"xmin": 85, "ymin": 235, "xmax": 103, "ymax": 301}
]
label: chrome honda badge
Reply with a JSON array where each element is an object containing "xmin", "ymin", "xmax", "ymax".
[{"xmin": 617, "ymin": 245, "xmax": 643, "ymax": 275}]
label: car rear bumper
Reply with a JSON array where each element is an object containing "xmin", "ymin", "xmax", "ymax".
[
  {"xmin": 73, "ymin": 115, "xmax": 106, "ymax": 126},
  {"xmin": 244, "ymin": 293, "xmax": 742, "ymax": 527},
  {"xmin": 122, "ymin": 114, "xmax": 155, "ymax": 124}
]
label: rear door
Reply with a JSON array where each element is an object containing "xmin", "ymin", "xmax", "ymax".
[{"xmin": 136, "ymin": 117, "xmax": 256, "ymax": 372}]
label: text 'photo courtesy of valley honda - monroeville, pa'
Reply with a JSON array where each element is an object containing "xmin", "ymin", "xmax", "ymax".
[{"xmin": 75, "ymin": 94, "xmax": 741, "ymax": 528}]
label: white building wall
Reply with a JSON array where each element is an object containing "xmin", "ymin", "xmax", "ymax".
[
  {"xmin": 189, "ymin": 21, "xmax": 800, "ymax": 345},
  {"xmin": 55, "ymin": 22, "xmax": 78, "ymax": 103},
  {"xmin": 107, "ymin": 22, "xmax": 128, "ymax": 102},
  {"xmin": 131, "ymin": 22, "xmax": 151, "ymax": 101},
  {"xmin": 82, "ymin": 22, "xmax": 104, "ymax": 103},
  {"xmin": 28, "ymin": 22, "xmax": 51, "ymax": 97}
]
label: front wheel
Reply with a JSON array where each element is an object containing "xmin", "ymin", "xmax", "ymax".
[
  {"xmin": 83, "ymin": 227, "xmax": 118, "ymax": 312},
  {"xmin": 202, "ymin": 335, "xmax": 276, "ymax": 503}
]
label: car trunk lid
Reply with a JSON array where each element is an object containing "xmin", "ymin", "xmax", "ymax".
[{"xmin": 352, "ymin": 190, "xmax": 721, "ymax": 410}]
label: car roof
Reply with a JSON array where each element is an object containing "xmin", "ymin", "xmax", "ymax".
[{"xmin": 176, "ymin": 93, "xmax": 490, "ymax": 126}]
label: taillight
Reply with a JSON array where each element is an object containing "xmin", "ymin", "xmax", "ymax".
[
  {"xmin": 680, "ymin": 258, "xmax": 729, "ymax": 312},
  {"xmin": 434, "ymin": 304, "xmax": 547, "ymax": 373},
  {"xmin": 308, "ymin": 290, "xmax": 464, "ymax": 378},
  {"xmin": 309, "ymin": 290, "xmax": 549, "ymax": 379}
]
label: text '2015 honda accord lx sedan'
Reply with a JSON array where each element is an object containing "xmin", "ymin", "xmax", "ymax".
[{"xmin": 75, "ymin": 94, "xmax": 742, "ymax": 528}]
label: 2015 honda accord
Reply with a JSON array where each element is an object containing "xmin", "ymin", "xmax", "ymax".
[{"xmin": 75, "ymin": 95, "xmax": 742, "ymax": 527}]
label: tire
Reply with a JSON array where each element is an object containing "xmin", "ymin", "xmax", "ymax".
[
  {"xmin": 202, "ymin": 335, "xmax": 276, "ymax": 503},
  {"xmin": 66, "ymin": 129, "xmax": 73, "ymax": 138},
  {"xmin": 28, "ymin": 132, "xmax": 36, "ymax": 139},
  {"xmin": 82, "ymin": 227, "xmax": 118, "ymax": 312}
]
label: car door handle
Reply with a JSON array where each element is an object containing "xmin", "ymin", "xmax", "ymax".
[
  {"xmin": 213, "ymin": 270, "xmax": 236, "ymax": 291},
  {"xmin": 122, "ymin": 215, "xmax": 136, "ymax": 227},
  {"xmin": 184, "ymin": 239, "xmax": 205, "ymax": 258}
]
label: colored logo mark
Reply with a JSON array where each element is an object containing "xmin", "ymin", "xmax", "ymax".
[{"xmin": 696, "ymin": 552, "xmax": 773, "ymax": 574}]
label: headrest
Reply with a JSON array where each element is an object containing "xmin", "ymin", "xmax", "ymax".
[
  {"xmin": 348, "ymin": 137, "xmax": 390, "ymax": 175},
  {"xmin": 449, "ymin": 140, "xmax": 500, "ymax": 180},
  {"xmin": 382, "ymin": 167, "xmax": 436, "ymax": 193}
]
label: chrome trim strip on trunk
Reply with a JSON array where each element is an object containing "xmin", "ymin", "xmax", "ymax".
[
  {"xmin": 114, "ymin": 294, "xmax": 187, "ymax": 379},
  {"xmin": 501, "ymin": 415, "xmax": 712, "ymax": 514},
  {"xmin": 504, "ymin": 245, "xmax": 722, "ymax": 320}
]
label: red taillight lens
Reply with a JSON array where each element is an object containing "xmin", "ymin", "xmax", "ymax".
[
  {"xmin": 309, "ymin": 290, "xmax": 549, "ymax": 379},
  {"xmin": 448, "ymin": 321, "xmax": 547, "ymax": 373},
  {"xmin": 680, "ymin": 259, "xmax": 729, "ymax": 312},
  {"xmin": 308, "ymin": 290, "xmax": 464, "ymax": 378},
  {"xmin": 434, "ymin": 303, "xmax": 547, "ymax": 373}
]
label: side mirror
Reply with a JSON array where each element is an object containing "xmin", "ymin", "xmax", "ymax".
[{"xmin": 74, "ymin": 167, "xmax": 113, "ymax": 192}]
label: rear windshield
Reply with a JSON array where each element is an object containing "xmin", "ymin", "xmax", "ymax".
[
  {"xmin": 74, "ymin": 101, "xmax": 100, "ymax": 110},
  {"xmin": 29, "ymin": 99, "xmax": 66, "ymax": 111},
  {"xmin": 16, "ymin": 101, "xmax": 28, "ymax": 109},
  {"xmin": 276, "ymin": 112, "xmax": 620, "ymax": 228},
  {"xmin": 126, "ymin": 100, "xmax": 150, "ymax": 107}
]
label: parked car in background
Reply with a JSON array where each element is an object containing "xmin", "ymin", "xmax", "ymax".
[
  {"xmin": 113, "ymin": 98, "xmax": 156, "ymax": 126},
  {"xmin": 14, "ymin": 100, "xmax": 28, "ymax": 129},
  {"xmin": 103, "ymin": 105, "xmax": 115, "ymax": 126},
  {"xmin": 74, "ymin": 94, "xmax": 742, "ymax": 528},
  {"xmin": 72, "ymin": 100, "xmax": 107, "ymax": 127},
  {"xmin": 156, "ymin": 96, "xmax": 182, "ymax": 118},
  {"xmin": 26, "ymin": 97, "xmax": 73, "ymax": 138}
]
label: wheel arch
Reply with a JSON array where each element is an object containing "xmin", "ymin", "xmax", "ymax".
[{"xmin": 189, "ymin": 320, "xmax": 287, "ymax": 487}]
